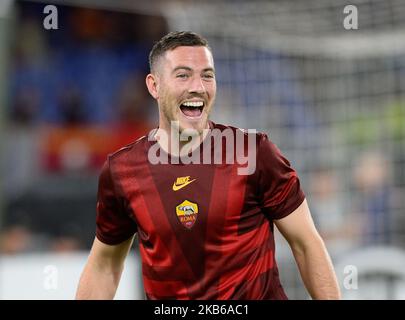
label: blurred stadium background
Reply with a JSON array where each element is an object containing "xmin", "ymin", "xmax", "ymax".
[{"xmin": 0, "ymin": 0, "xmax": 405, "ymax": 299}]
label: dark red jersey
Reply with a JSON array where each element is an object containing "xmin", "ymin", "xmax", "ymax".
[{"xmin": 96, "ymin": 122, "xmax": 305, "ymax": 299}]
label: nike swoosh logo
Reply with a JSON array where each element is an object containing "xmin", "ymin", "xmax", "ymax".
[{"xmin": 172, "ymin": 179, "xmax": 196, "ymax": 191}]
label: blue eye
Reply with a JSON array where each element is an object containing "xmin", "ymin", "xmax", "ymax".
[{"xmin": 177, "ymin": 74, "xmax": 188, "ymax": 79}]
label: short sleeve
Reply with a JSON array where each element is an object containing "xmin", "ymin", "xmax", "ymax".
[
  {"xmin": 96, "ymin": 159, "xmax": 137, "ymax": 245},
  {"xmin": 258, "ymin": 133, "xmax": 305, "ymax": 220}
]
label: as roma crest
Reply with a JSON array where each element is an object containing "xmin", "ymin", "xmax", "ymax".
[{"xmin": 176, "ymin": 200, "xmax": 198, "ymax": 229}]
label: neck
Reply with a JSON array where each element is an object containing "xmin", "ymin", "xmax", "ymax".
[{"xmin": 155, "ymin": 122, "xmax": 210, "ymax": 157}]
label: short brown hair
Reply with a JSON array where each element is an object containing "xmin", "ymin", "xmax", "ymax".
[{"xmin": 149, "ymin": 31, "xmax": 211, "ymax": 73}]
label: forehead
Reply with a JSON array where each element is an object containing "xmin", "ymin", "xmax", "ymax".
[{"xmin": 162, "ymin": 46, "xmax": 214, "ymax": 70}]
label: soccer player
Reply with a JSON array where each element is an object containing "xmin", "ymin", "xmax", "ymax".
[{"xmin": 76, "ymin": 31, "xmax": 341, "ymax": 299}]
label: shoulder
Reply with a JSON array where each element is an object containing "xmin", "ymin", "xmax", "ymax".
[
  {"xmin": 108, "ymin": 134, "xmax": 148, "ymax": 162},
  {"xmin": 211, "ymin": 122, "xmax": 278, "ymax": 161},
  {"xmin": 103, "ymin": 135, "xmax": 150, "ymax": 177},
  {"xmin": 211, "ymin": 121, "xmax": 268, "ymax": 142}
]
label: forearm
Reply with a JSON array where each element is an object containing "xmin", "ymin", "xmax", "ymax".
[
  {"xmin": 292, "ymin": 237, "xmax": 341, "ymax": 300},
  {"xmin": 75, "ymin": 260, "xmax": 123, "ymax": 300},
  {"xmin": 76, "ymin": 237, "xmax": 134, "ymax": 299}
]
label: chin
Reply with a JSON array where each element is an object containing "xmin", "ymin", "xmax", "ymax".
[{"xmin": 180, "ymin": 119, "xmax": 207, "ymax": 136}]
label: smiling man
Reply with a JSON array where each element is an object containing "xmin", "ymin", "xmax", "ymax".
[
  {"xmin": 146, "ymin": 33, "xmax": 217, "ymax": 159},
  {"xmin": 147, "ymin": 42, "xmax": 216, "ymax": 134},
  {"xmin": 76, "ymin": 31, "xmax": 341, "ymax": 300}
]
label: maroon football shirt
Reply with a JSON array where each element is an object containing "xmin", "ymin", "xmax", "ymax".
[{"xmin": 96, "ymin": 121, "xmax": 305, "ymax": 299}]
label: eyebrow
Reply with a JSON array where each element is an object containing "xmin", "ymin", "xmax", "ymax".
[{"xmin": 172, "ymin": 66, "xmax": 215, "ymax": 74}]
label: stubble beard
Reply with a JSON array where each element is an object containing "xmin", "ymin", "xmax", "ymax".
[{"xmin": 161, "ymin": 101, "xmax": 209, "ymax": 137}]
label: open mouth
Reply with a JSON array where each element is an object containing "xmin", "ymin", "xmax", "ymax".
[{"xmin": 179, "ymin": 101, "xmax": 204, "ymax": 119}]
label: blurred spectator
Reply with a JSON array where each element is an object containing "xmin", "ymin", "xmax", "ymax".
[
  {"xmin": 14, "ymin": 16, "xmax": 47, "ymax": 66},
  {"xmin": 0, "ymin": 225, "xmax": 85, "ymax": 254},
  {"xmin": 58, "ymin": 85, "xmax": 87, "ymax": 125},
  {"xmin": 0, "ymin": 225, "xmax": 36, "ymax": 254},
  {"xmin": 50, "ymin": 236, "xmax": 82, "ymax": 253},
  {"xmin": 109, "ymin": 73, "xmax": 154, "ymax": 149},
  {"xmin": 309, "ymin": 167, "xmax": 360, "ymax": 255},
  {"xmin": 352, "ymin": 150, "xmax": 392, "ymax": 245},
  {"xmin": 0, "ymin": 224, "xmax": 47, "ymax": 255},
  {"xmin": 69, "ymin": 7, "xmax": 114, "ymax": 44},
  {"xmin": 133, "ymin": 14, "xmax": 168, "ymax": 46},
  {"xmin": 9, "ymin": 85, "xmax": 40, "ymax": 125}
]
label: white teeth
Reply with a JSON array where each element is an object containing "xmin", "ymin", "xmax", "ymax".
[{"xmin": 182, "ymin": 101, "xmax": 204, "ymax": 107}]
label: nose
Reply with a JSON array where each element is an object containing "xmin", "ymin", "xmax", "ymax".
[{"xmin": 188, "ymin": 76, "xmax": 206, "ymax": 94}]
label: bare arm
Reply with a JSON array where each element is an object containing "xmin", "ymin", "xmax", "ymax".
[
  {"xmin": 274, "ymin": 199, "xmax": 341, "ymax": 299},
  {"xmin": 75, "ymin": 236, "xmax": 134, "ymax": 300}
]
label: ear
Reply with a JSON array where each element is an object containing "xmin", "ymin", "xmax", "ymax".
[{"xmin": 146, "ymin": 73, "xmax": 159, "ymax": 100}]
